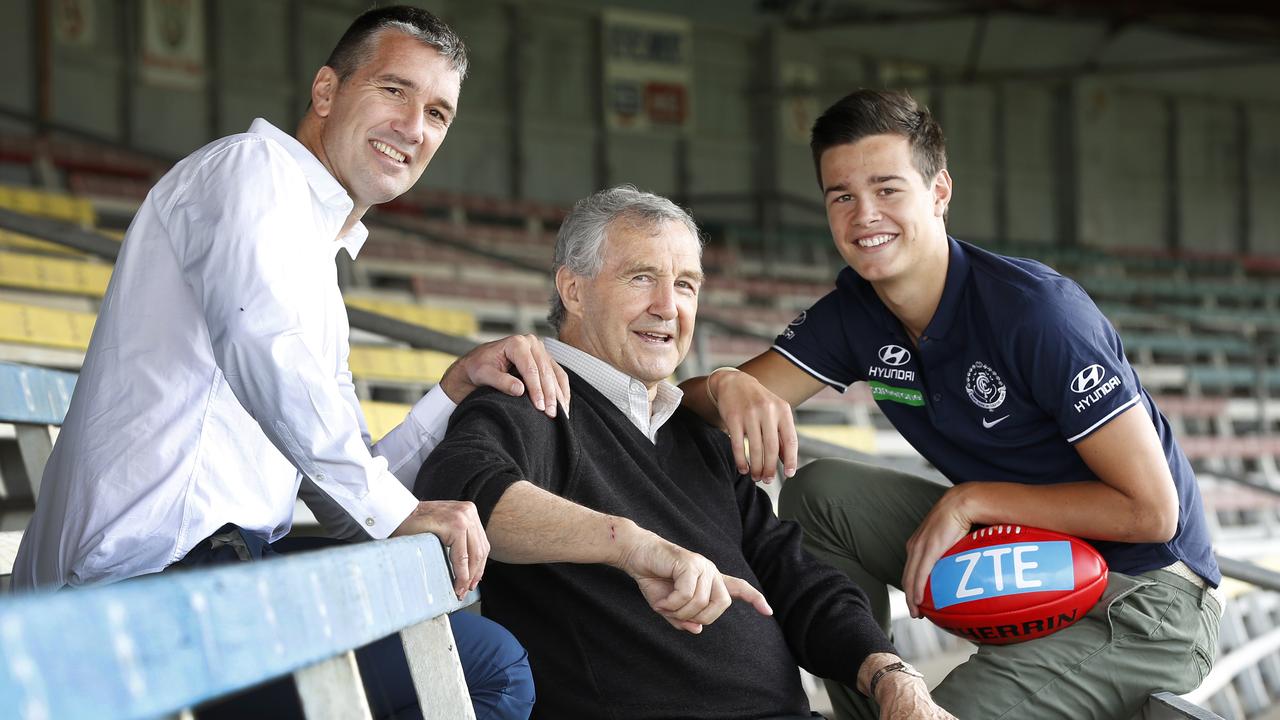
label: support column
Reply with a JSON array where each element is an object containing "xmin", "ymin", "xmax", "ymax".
[
  {"xmin": 1050, "ymin": 83, "xmax": 1078, "ymax": 247},
  {"xmin": 1164, "ymin": 97, "xmax": 1181, "ymax": 252}
]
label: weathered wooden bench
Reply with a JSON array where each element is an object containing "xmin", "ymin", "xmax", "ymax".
[
  {"xmin": 0, "ymin": 532, "xmax": 477, "ymax": 719},
  {"xmin": 0, "ymin": 359, "xmax": 478, "ymax": 718}
]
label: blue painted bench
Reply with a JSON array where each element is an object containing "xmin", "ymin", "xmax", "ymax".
[
  {"xmin": 0, "ymin": 532, "xmax": 477, "ymax": 719},
  {"xmin": 0, "ymin": 361, "xmax": 76, "ymax": 581},
  {"xmin": 0, "ymin": 360, "xmax": 75, "ymax": 505},
  {"xmin": 0, "ymin": 360, "xmax": 478, "ymax": 717}
]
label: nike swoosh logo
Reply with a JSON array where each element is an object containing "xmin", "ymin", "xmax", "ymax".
[{"xmin": 982, "ymin": 414, "xmax": 1011, "ymax": 429}]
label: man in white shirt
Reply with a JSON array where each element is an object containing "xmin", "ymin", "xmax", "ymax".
[{"xmin": 14, "ymin": 6, "xmax": 552, "ymax": 719}]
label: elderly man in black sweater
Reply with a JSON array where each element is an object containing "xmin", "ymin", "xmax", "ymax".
[{"xmin": 417, "ymin": 185, "xmax": 953, "ymax": 720}]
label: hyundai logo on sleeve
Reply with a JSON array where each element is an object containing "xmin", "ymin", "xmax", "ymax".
[
  {"xmin": 1070, "ymin": 364, "xmax": 1106, "ymax": 394},
  {"xmin": 1070, "ymin": 363, "xmax": 1123, "ymax": 413},
  {"xmin": 878, "ymin": 344, "xmax": 911, "ymax": 366}
]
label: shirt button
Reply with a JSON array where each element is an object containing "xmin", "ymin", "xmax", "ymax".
[
  {"xmin": 316, "ymin": 472, "xmax": 327, "ymax": 482},
  {"xmin": 365, "ymin": 518, "xmax": 375, "ymax": 527},
  {"xmin": 932, "ymin": 393, "xmax": 942, "ymax": 402}
]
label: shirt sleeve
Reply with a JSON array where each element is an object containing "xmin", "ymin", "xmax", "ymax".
[
  {"xmin": 1015, "ymin": 279, "xmax": 1142, "ymax": 444},
  {"xmin": 770, "ymin": 278, "xmax": 864, "ymax": 392},
  {"xmin": 304, "ymin": 365, "xmax": 458, "ymax": 541},
  {"xmin": 166, "ymin": 138, "xmax": 416, "ymax": 539}
]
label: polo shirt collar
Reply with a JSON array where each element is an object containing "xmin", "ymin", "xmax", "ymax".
[
  {"xmin": 921, "ymin": 236, "xmax": 970, "ymax": 341},
  {"xmin": 247, "ymin": 118, "xmax": 369, "ymax": 259},
  {"xmin": 845, "ymin": 236, "xmax": 970, "ymax": 341}
]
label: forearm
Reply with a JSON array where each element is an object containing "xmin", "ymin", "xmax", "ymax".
[
  {"xmin": 485, "ymin": 480, "xmax": 642, "ymax": 566},
  {"xmin": 677, "ymin": 374, "xmax": 722, "ymax": 427},
  {"xmin": 958, "ymin": 479, "xmax": 1176, "ymax": 543}
]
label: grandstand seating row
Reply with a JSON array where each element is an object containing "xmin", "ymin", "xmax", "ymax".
[{"xmin": 5, "ymin": 167, "xmax": 1280, "ymax": 718}]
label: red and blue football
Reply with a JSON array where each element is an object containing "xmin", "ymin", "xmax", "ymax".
[{"xmin": 919, "ymin": 525, "xmax": 1108, "ymax": 645}]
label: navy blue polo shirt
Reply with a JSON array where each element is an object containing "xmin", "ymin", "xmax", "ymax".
[{"xmin": 774, "ymin": 237, "xmax": 1219, "ymax": 585}]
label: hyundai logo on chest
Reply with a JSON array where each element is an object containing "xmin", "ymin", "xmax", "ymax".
[{"xmin": 870, "ymin": 344, "xmax": 915, "ymax": 381}]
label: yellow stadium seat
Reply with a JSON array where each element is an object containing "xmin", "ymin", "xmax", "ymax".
[
  {"xmin": 796, "ymin": 424, "xmax": 877, "ymax": 454},
  {"xmin": 0, "ymin": 300, "xmax": 96, "ymax": 350},
  {"xmin": 346, "ymin": 296, "xmax": 478, "ymax": 337},
  {"xmin": 1220, "ymin": 556, "xmax": 1280, "ymax": 600},
  {"xmin": 0, "ymin": 251, "xmax": 112, "ymax": 296},
  {"xmin": 347, "ymin": 345, "xmax": 455, "ymax": 385},
  {"xmin": 361, "ymin": 400, "xmax": 415, "ymax": 442},
  {"xmin": 0, "ymin": 229, "xmax": 87, "ymax": 256},
  {"xmin": 0, "ymin": 185, "xmax": 96, "ymax": 227},
  {"xmin": 0, "ymin": 297, "xmax": 453, "ymax": 389}
]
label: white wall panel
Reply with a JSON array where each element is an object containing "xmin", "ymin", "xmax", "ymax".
[
  {"xmin": 1003, "ymin": 84, "xmax": 1055, "ymax": 244},
  {"xmin": 1178, "ymin": 101, "xmax": 1239, "ymax": 254},
  {"xmin": 1077, "ymin": 84, "xmax": 1166, "ymax": 250},
  {"xmin": 0, "ymin": 1, "xmax": 34, "ymax": 117},
  {"xmin": 1248, "ymin": 107, "xmax": 1280, "ymax": 255},
  {"xmin": 943, "ymin": 86, "xmax": 996, "ymax": 241}
]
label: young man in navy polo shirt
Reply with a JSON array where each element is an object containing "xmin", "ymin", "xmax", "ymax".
[{"xmin": 681, "ymin": 89, "xmax": 1221, "ymax": 719}]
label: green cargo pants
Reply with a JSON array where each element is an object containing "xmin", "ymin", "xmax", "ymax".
[{"xmin": 779, "ymin": 458, "xmax": 1221, "ymax": 720}]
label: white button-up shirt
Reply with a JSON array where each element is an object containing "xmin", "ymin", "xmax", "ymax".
[
  {"xmin": 15, "ymin": 119, "xmax": 450, "ymax": 590},
  {"xmin": 542, "ymin": 338, "xmax": 682, "ymax": 441}
]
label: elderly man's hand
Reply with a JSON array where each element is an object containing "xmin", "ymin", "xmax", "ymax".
[
  {"xmin": 615, "ymin": 528, "xmax": 772, "ymax": 633},
  {"xmin": 876, "ymin": 674, "xmax": 956, "ymax": 720},
  {"xmin": 858, "ymin": 653, "xmax": 956, "ymax": 720},
  {"xmin": 440, "ymin": 334, "xmax": 571, "ymax": 419},
  {"xmin": 709, "ymin": 368, "xmax": 799, "ymax": 482},
  {"xmin": 392, "ymin": 500, "xmax": 489, "ymax": 599}
]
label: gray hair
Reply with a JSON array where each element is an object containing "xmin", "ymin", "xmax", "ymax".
[
  {"xmin": 548, "ymin": 185, "xmax": 701, "ymax": 333},
  {"xmin": 326, "ymin": 6, "xmax": 468, "ymax": 82}
]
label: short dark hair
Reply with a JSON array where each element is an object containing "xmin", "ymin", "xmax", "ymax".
[
  {"xmin": 810, "ymin": 89, "xmax": 945, "ymax": 188},
  {"xmin": 325, "ymin": 5, "xmax": 468, "ymax": 82}
]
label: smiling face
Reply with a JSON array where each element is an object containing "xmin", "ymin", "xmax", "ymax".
[
  {"xmin": 307, "ymin": 30, "xmax": 460, "ymax": 213},
  {"xmin": 557, "ymin": 218, "xmax": 702, "ymax": 391},
  {"xmin": 820, "ymin": 133, "xmax": 952, "ymax": 288}
]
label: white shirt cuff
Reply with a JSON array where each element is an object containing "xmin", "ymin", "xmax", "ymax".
[
  {"xmin": 357, "ymin": 472, "xmax": 419, "ymax": 540},
  {"xmin": 408, "ymin": 384, "xmax": 457, "ymax": 442}
]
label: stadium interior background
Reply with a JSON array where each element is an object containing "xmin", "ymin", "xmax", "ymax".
[{"xmin": 1, "ymin": 1, "xmax": 1279, "ymax": 717}]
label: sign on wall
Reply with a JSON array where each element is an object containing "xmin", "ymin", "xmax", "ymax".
[
  {"xmin": 602, "ymin": 9, "xmax": 693, "ymax": 133},
  {"xmin": 780, "ymin": 61, "xmax": 819, "ymax": 145},
  {"xmin": 53, "ymin": 0, "xmax": 96, "ymax": 47},
  {"xmin": 140, "ymin": 0, "xmax": 206, "ymax": 90}
]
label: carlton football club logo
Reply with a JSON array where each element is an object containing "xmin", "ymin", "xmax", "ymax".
[
  {"xmin": 878, "ymin": 344, "xmax": 911, "ymax": 367},
  {"xmin": 966, "ymin": 361, "xmax": 1007, "ymax": 411}
]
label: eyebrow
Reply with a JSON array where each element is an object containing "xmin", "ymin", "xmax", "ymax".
[
  {"xmin": 620, "ymin": 263, "xmax": 705, "ymax": 284},
  {"xmin": 823, "ymin": 175, "xmax": 909, "ymax": 194},
  {"xmin": 373, "ymin": 73, "xmax": 457, "ymax": 115}
]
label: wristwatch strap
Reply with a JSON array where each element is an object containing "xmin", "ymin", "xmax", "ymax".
[{"xmin": 868, "ymin": 661, "xmax": 924, "ymax": 697}]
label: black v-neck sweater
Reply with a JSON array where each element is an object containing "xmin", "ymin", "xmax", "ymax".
[{"xmin": 417, "ymin": 371, "xmax": 894, "ymax": 719}]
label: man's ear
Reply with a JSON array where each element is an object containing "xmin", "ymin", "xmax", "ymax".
[
  {"xmin": 311, "ymin": 67, "xmax": 339, "ymax": 118},
  {"xmin": 932, "ymin": 168, "xmax": 953, "ymax": 218},
  {"xmin": 555, "ymin": 266, "xmax": 584, "ymax": 319}
]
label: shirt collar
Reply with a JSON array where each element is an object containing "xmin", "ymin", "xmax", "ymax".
[
  {"xmin": 842, "ymin": 235, "xmax": 970, "ymax": 341},
  {"xmin": 921, "ymin": 236, "xmax": 970, "ymax": 340},
  {"xmin": 247, "ymin": 118, "xmax": 369, "ymax": 258},
  {"xmin": 543, "ymin": 337, "xmax": 683, "ymax": 442}
]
